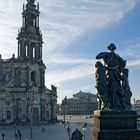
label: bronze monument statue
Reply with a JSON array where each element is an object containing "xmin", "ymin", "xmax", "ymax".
[
  {"xmin": 91, "ymin": 43, "xmax": 140, "ymax": 140},
  {"xmin": 95, "ymin": 43, "xmax": 132, "ymax": 112}
]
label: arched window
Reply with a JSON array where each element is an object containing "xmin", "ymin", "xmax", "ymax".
[
  {"xmin": 26, "ymin": 45, "xmax": 28, "ymax": 57},
  {"xmin": 33, "ymin": 18, "xmax": 36, "ymax": 27},
  {"xmin": 33, "ymin": 47, "xmax": 35, "ymax": 58},
  {"xmin": 31, "ymin": 71, "xmax": 36, "ymax": 83}
]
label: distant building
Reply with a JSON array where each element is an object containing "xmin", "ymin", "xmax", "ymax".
[
  {"xmin": 136, "ymin": 100, "xmax": 140, "ymax": 105},
  {"xmin": 134, "ymin": 100, "xmax": 140, "ymax": 115},
  {"xmin": 61, "ymin": 91, "xmax": 98, "ymax": 115},
  {"xmin": 0, "ymin": 0, "xmax": 57, "ymax": 124},
  {"xmin": 57, "ymin": 104, "xmax": 62, "ymax": 115}
]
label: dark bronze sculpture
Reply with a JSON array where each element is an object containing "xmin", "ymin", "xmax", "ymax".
[
  {"xmin": 95, "ymin": 61, "xmax": 109, "ymax": 109},
  {"xmin": 95, "ymin": 43, "xmax": 132, "ymax": 112}
]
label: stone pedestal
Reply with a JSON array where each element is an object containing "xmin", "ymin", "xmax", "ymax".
[{"xmin": 91, "ymin": 110, "xmax": 140, "ymax": 140}]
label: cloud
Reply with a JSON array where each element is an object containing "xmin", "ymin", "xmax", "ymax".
[
  {"xmin": 45, "ymin": 54, "xmax": 95, "ymax": 65},
  {"xmin": 41, "ymin": 0, "xmax": 138, "ymax": 54},
  {"xmin": 45, "ymin": 63, "xmax": 94, "ymax": 86},
  {"xmin": 0, "ymin": 0, "xmax": 139, "ymax": 89},
  {"xmin": 118, "ymin": 38, "xmax": 140, "ymax": 68},
  {"xmin": 128, "ymin": 60, "xmax": 140, "ymax": 67},
  {"xmin": 0, "ymin": 0, "xmax": 138, "ymax": 57},
  {"xmin": 57, "ymin": 83, "xmax": 95, "ymax": 103},
  {"xmin": 45, "ymin": 53, "xmax": 97, "ymax": 86},
  {"xmin": 0, "ymin": 0, "xmax": 21, "ymax": 58},
  {"xmin": 44, "ymin": 36, "xmax": 140, "ymax": 87},
  {"xmin": 120, "ymin": 39, "xmax": 140, "ymax": 59}
]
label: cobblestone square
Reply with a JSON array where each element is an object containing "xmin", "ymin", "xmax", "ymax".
[{"xmin": 0, "ymin": 116, "xmax": 92, "ymax": 140}]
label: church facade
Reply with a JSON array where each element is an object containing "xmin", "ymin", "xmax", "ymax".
[{"xmin": 0, "ymin": 0, "xmax": 57, "ymax": 124}]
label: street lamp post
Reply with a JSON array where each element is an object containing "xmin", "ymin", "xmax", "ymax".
[
  {"xmin": 31, "ymin": 87, "xmax": 34, "ymax": 139},
  {"xmin": 38, "ymin": 95, "xmax": 42, "ymax": 128},
  {"xmin": 40, "ymin": 93, "xmax": 43, "ymax": 122},
  {"xmin": 30, "ymin": 99, "xmax": 33, "ymax": 139},
  {"xmin": 40, "ymin": 87, "xmax": 45, "ymax": 122},
  {"xmin": 1, "ymin": 94, "xmax": 4, "ymax": 129},
  {"xmin": 67, "ymin": 127, "xmax": 71, "ymax": 140},
  {"xmin": 27, "ymin": 87, "xmax": 34, "ymax": 139},
  {"xmin": 82, "ymin": 124, "xmax": 87, "ymax": 140},
  {"xmin": 50, "ymin": 93, "xmax": 54, "ymax": 122},
  {"xmin": 26, "ymin": 91, "xmax": 30, "ymax": 122},
  {"xmin": 12, "ymin": 93, "xmax": 16, "ymax": 134},
  {"xmin": 63, "ymin": 96, "xmax": 67, "ymax": 127}
]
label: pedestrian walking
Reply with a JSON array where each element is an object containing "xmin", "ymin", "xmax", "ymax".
[
  {"xmin": 2, "ymin": 133, "xmax": 5, "ymax": 140},
  {"xmin": 67, "ymin": 127, "xmax": 71, "ymax": 140},
  {"xmin": 67, "ymin": 121, "xmax": 70, "ymax": 127},
  {"xmin": 19, "ymin": 133, "xmax": 21, "ymax": 140},
  {"xmin": 42, "ymin": 127, "xmax": 45, "ymax": 132},
  {"xmin": 15, "ymin": 132, "xmax": 18, "ymax": 140},
  {"xmin": 37, "ymin": 122, "xmax": 39, "ymax": 128},
  {"xmin": 18, "ymin": 130, "xmax": 21, "ymax": 140}
]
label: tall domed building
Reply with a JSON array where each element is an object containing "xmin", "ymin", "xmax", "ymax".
[{"xmin": 0, "ymin": 0, "xmax": 57, "ymax": 124}]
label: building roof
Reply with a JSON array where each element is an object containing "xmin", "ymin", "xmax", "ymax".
[
  {"xmin": 73, "ymin": 90, "xmax": 96, "ymax": 99},
  {"xmin": 62, "ymin": 91, "xmax": 97, "ymax": 104},
  {"xmin": 136, "ymin": 100, "xmax": 140, "ymax": 104}
]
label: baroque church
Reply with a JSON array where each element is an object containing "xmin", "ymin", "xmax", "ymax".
[{"xmin": 0, "ymin": 0, "xmax": 57, "ymax": 124}]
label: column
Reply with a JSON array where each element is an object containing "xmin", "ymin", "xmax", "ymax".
[
  {"xmin": 36, "ymin": 17, "xmax": 38, "ymax": 27},
  {"xmin": 23, "ymin": 42, "xmax": 26, "ymax": 59},
  {"xmin": 22, "ymin": 17, "xmax": 25, "ymax": 27},
  {"xmin": 18, "ymin": 43, "xmax": 20, "ymax": 57},
  {"xmin": 27, "ymin": 45, "xmax": 30, "ymax": 58},
  {"xmin": 20, "ymin": 43, "xmax": 23, "ymax": 58},
  {"xmin": 40, "ymin": 46, "xmax": 42, "ymax": 59},
  {"xmin": 35, "ymin": 46, "xmax": 38, "ymax": 59},
  {"xmin": 37, "ymin": 16, "xmax": 39, "ymax": 27},
  {"xmin": 30, "ymin": 46, "xmax": 33, "ymax": 59}
]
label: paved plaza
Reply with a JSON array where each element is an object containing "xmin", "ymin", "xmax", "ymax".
[
  {"xmin": 1, "ymin": 115, "xmax": 139, "ymax": 140},
  {"xmin": 0, "ymin": 116, "xmax": 93, "ymax": 140}
]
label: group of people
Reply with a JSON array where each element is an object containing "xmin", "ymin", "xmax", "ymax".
[
  {"xmin": 15, "ymin": 130, "xmax": 22, "ymax": 140},
  {"xmin": 1, "ymin": 129, "xmax": 21, "ymax": 140}
]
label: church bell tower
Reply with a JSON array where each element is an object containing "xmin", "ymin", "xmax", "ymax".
[
  {"xmin": 16, "ymin": 0, "xmax": 46, "ymax": 89},
  {"xmin": 17, "ymin": 0, "xmax": 43, "ymax": 62}
]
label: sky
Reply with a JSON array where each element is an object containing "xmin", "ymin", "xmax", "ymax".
[{"xmin": 0, "ymin": 0, "xmax": 140, "ymax": 103}]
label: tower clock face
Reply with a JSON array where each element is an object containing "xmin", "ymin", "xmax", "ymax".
[{"xmin": 5, "ymin": 72, "xmax": 12, "ymax": 82}]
